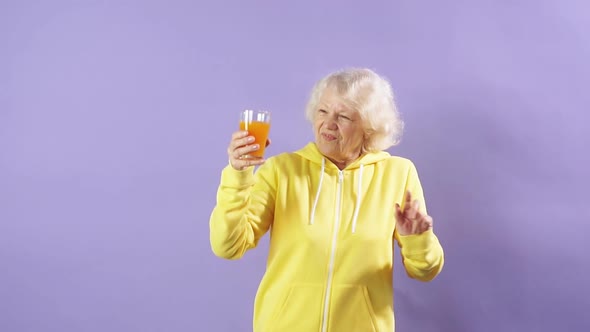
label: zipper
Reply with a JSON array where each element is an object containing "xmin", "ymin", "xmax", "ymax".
[{"xmin": 321, "ymin": 170, "xmax": 344, "ymax": 332}]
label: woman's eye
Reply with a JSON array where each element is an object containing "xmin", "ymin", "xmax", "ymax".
[
  {"xmin": 339, "ymin": 115, "xmax": 351, "ymax": 121},
  {"xmin": 318, "ymin": 109, "xmax": 327, "ymax": 114}
]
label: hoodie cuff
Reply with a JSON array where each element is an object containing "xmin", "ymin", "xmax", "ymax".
[
  {"xmin": 397, "ymin": 229, "xmax": 440, "ymax": 255},
  {"xmin": 220, "ymin": 164, "xmax": 255, "ymax": 188}
]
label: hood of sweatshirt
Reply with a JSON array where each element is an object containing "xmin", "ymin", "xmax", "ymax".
[
  {"xmin": 294, "ymin": 142, "xmax": 391, "ymax": 233},
  {"xmin": 294, "ymin": 142, "xmax": 391, "ymax": 170}
]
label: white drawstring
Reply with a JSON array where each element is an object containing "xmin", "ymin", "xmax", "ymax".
[
  {"xmin": 351, "ymin": 164, "xmax": 364, "ymax": 233},
  {"xmin": 309, "ymin": 158, "xmax": 325, "ymax": 225},
  {"xmin": 310, "ymin": 159, "xmax": 364, "ymax": 233}
]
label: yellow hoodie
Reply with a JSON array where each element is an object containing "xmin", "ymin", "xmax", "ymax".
[{"xmin": 210, "ymin": 142, "xmax": 444, "ymax": 332}]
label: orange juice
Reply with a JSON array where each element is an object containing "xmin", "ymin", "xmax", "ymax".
[{"xmin": 240, "ymin": 120, "xmax": 271, "ymax": 158}]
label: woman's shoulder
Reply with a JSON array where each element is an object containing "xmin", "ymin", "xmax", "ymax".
[
  {"xmin": 266, "ymin": 150, "xmax": 309, "ymax": 167},
  {"xmin": 385, "ymin": 155, "xmax": 414, "ymax": 164},
  {"xmin": 376, "ymin": 154, "xmax": 418, "ymax": 172}
]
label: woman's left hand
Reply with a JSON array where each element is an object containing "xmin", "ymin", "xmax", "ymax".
[{"xmin": 395, "ymin": 191, "xmax": 433, "ymax": 236}]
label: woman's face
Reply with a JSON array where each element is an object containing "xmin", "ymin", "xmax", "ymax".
[{"xmin": 313, "ymin": 89, "xmax": 365, "ymax": 168}]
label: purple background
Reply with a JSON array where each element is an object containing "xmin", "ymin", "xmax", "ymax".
[{"xmin": 2, "ymin": 0, "xmax": 589, "ymax": 331}]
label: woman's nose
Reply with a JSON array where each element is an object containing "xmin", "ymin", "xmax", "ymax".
[{"xmin": 326, "ymin": 117, "xmax": 338, "ymax": 129}]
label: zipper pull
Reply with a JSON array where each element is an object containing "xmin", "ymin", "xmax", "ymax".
[{"xmin": 338, "ymin": 170, "xmax": 343, "ymax": 183}]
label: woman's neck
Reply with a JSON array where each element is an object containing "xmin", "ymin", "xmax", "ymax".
[{"xmin": 327, "ymin": 153, "xmax": 363, "ymax": 170}]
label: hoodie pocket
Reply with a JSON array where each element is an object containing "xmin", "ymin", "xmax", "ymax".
[
  {"xmin": 328, "ymin": 284, "xmax": 377, "ymax": 332},
  {"xmin": 267, "ymin": 284, "xmax": 323, "ymax": 332}
]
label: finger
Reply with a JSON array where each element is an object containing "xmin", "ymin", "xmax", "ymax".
[
  {"xmin": 231, "ymin": 130, "xmax": 249, "ymax": 141},
  {"xmin": 231, "ymin": 135, "xmax": 255, "ymax": 152},
  {"xmin": 233, "ymin": 144, "xmax": 260, "ymax": 160},
  {"xmin": 413, "ymin": 212, "xmax": 429, "ymax": 226},
  {"xmin": 424, "ymin": 215, "xmax": 433, "ymax": 229},
  {"xmin": 404, "ymin": 199, "xmax": 420, "ymax": 220},
  {"xmin": 403, "ymin": 191, "xmax": 415, "ymax": 215},
  {"xmin": 415, "ymin": 214, "xmax": 433, "ymax": 233},
  {"xmin": 395, "ymin": 203, "xmax": 404, "ymax": 222},
  {"xmin": 228, "ymin": 131, "xmax": 251, "ymax": 155},
  {"xmin": 234, "ymin": 157, "xmax": 266, "ymax": 170},
  {"xmin": 412, "ymin": 199, "xmax": 420, "ymax": 213},
  {"xmin": 229, "ymin": 134, "xmax": 256, "ymax": 157},
  {"xmin": 404, "ymin": 191, "xmax": 413, "ymax": 207}
]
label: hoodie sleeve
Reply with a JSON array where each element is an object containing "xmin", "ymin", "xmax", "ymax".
[
  {"xmin": 209, "ymin": 159, "xmax": 276, "ymax": 260},
  {"xmin": 394, "ymin": 161, "xmax": 444, "ymax": 281}
]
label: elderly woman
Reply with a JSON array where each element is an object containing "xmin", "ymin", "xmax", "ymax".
[{"xmin": 209, "ymin": 68, "xmax": 444, "ymax": 332}]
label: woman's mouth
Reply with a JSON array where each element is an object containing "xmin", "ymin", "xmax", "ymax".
[{"xmin": 321, "ymin": 133, "xmax": 337, "ymax": 141}]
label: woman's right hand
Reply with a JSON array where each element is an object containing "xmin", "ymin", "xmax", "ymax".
[{"xmin": 227, "ymin": 130, "xmax": 270, "ymax": 170}]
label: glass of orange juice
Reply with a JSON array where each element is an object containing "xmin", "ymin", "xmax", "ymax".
[{"xmin": 240, "ymin": 110, "xmax": 271, "ymax": 159}]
